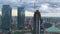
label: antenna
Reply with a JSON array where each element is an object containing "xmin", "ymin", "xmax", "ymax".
[
  {"xmin": 34, "ymin": 0, "xmax": 35, "ymax": 11},
  {"xmin": 34, "ymin": 0, "xmax": 38, "ymax": 11}
]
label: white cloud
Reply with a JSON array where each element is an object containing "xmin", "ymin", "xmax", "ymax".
[
  {"xmin": 40, "ymin": 3, "xmax": 49, "ymax": 10},
  {"xmin": 0, "ymin": 0, "xmax": 60, "ymax": 13},
  {"xmin": 46, "ymin": 7, "xmax": 60, "ymax": 13}
]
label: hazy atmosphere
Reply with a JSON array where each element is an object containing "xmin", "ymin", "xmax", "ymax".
[
  {"xmin": 1, "ymin": 0, "xmax": 60, "ymax": 34},
  {"xmin": 0, "ymin": 0, "xmax": 60, "ymax": 16}
]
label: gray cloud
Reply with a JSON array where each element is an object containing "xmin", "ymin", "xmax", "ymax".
[{"xmin": 0, "ymin": 0, "xmax": 60, "ymax": 13}]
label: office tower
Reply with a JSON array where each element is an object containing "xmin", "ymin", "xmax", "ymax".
[
  {"xmin": 17, "ymin": 7, "xmax": 25, "ymax": 30},
  {"xmin": 2, "ymin": 5, "xmax": 12, "ymax": 34},
  {"xmin": 0, "ymin": 15, "xmax": 2, "ymax": 34},
  {"xmin": 0, "ymin": 15, "xmax": 2, "ymax": 29},
  {"xmin": 33, "ymin": 10, "xmax": 42, "ymax": 34}
]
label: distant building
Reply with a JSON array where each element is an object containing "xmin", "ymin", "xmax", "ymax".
[
  {"xmin": 11, "ymin": 16, "xmax": 17, "ymax": 30},
  {"xmin": 33, "ymin": 10, "xmax": 44, "ymax": 34},
  {"xmin": 17, "ymin": 7, "xmax": 25, "ymax": 30},
  {"xmin": 11, "ymin": 23, "xmax": 16, "ymax": 30},
  {"xmin": 2, "ymin": 5, "xmax": 12, "ymax": 34},
  {"xmin": 25, "ymin": 17, "xmax": 32, "ymax": 29},
  {"xmin": 12, "ymin": 16, "xmax": 17, "ymax": 24}
]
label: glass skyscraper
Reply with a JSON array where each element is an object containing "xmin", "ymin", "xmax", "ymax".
[
  {"xmin": 2, "ymin": 5, "xmax": 12, "ymax": 34},
  {"xmin": 17, "ymin": 7, "xmax": 25, "ymax": 30},
  {"xmin": 33, "ymin": 10, "xmax": 42, "ymax": 34}
]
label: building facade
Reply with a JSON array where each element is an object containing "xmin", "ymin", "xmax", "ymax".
[
  {"xmin": 17, "ymin": 7, "xmax": 25, "ymax": 30},
  {"xmin": 2, "ymin": 5, "xmax": 12, "ymax": 34},
  {"xmin": 33, "ymin": 10, "xmax": 42, "ymax": 34}
]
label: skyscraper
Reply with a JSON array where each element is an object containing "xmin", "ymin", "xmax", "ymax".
[
  {"xmin": 2, "ymin": 5, "xmax": 12, "ymax": 34},
  {"xmin": 33, "ymin": 10, "xmax": 41, "ymax": 34},
  {"xmin": 17, "ymin": 7, "xmax": 25, "ymax": 30}
]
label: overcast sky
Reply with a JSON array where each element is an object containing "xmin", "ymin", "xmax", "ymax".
[
  {"xmin": 0, "ymin": 0, "xmax": 60, "ymax": 12},
  {"xmin": 0, "ymin": 0, "xmax": 60, "ymax": 16}
]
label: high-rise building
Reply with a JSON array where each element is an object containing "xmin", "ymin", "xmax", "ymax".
[
  {"xmin": 0, "ymin": 15, "xmax": 2, "ymax": 29},
  {"xmin": 17, "ymin": 7, "xmax": 25, "ymax": 30},
  {"xmin": 33, "ymin": 10, "xmax": 42, "ymax": 34},
  {"xmin": 2, "ymin": 5, "xmax": 12, "ymax": 34}
]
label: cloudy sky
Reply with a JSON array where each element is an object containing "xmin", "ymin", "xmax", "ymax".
[{"xmin": 0, "ymin": 0, "xmax": 60, "ymax": 17}]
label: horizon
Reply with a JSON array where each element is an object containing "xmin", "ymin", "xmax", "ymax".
[{"xmin": 0, "ymin": 10, "xmax": 60, "ymax": 17}]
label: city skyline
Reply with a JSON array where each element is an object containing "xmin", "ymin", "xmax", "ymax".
[
  {"xmin": 0, "ymin": 0, "xmax": 60, "ymax": 34},
  {"xmin": 0, "ymin": 9, "xmax": 60, "ymax": 17}
]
